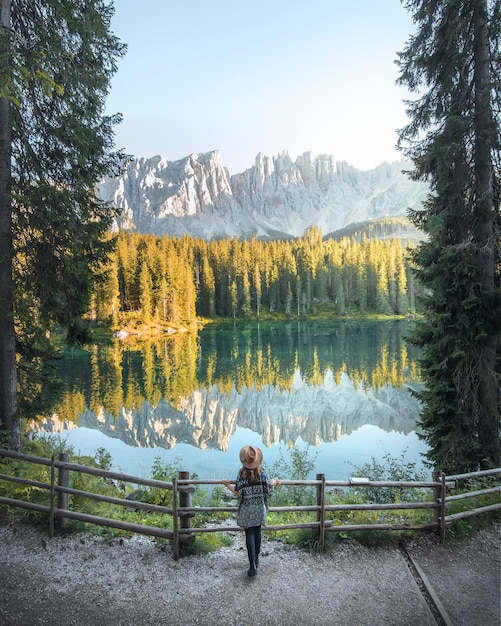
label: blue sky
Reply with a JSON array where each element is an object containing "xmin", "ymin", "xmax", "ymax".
[{"xmin": 105, "ymin": 0, "xmax": 415, "ymax": 174}]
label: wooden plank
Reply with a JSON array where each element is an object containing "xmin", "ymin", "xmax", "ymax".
[
  {"xmin": 326, "ymin": 522, "xmax": 438, "ymax": 532},
  {"xmin": 55, "ymin": 461, "xmax": 174, "ymax": 490},
  {"xmin": 349, "ymin": 477, "xmax": 370, "ymax": 485},
  {"xmin": 0, "ymin": 448, "xmax": 176, "ymax": 490},
  {"xmin": 446, "ymin": 468, "xmax": 501, "ymax": 481},
  {"xmin": 405, "ymin": 551, "xmax": 455, "ymax": 626},
  {"xmin": 0, "ymin": 497, "xmax": 173, "ymax": 539},
  {"xmin": 326, "ymin": 502, "xmax": 438, "ymax": 511},
  {"xmin": 57, "ymin": 485, "xmax": 173, "ymax": 515},
  {"xmin": 0, "ymin": 472, "xmax": 51, "ymax": 490},
  {"xmin": 0, "ymin": 495, "xmax": 53, "ymax": 513},
  {"xmin": 445, "ymin": 503, "xmax": 501, "ymax": 522},
  {"xmin": 51, "ymin": 508, "xmax": 173, "ymax": 538},
  {"xmin": 0, "ymin": 449, "xmax": 53, "ymax": 466},
  {"xmin": 446, "ymin": 486, "xmax": 501, "ymax": 502}
]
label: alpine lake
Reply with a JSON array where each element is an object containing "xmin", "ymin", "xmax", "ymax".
[{"xmin": 30, "ymin": 318, "xmax": 429, "ymax": 481}]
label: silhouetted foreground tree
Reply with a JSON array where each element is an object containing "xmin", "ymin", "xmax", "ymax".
[
  {"xmin": 398, "ymin": 0, "xmax": 500, "ymax": 471},
  {"xmin": 0, "ymin": 0, "xmax": 126, "ymax": 449}
]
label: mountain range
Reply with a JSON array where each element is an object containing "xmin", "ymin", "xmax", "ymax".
[{"xmin": 97, "ymin": 150, "xmax": 429, "ymax": 240}]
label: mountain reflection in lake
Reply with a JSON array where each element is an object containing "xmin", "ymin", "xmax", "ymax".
[{"xmin": 29, "ymin": 320, "xmax": 429, "ymax": 479}]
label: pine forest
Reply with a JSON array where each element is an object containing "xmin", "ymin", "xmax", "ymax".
[{"xmin": 91, "ymin": 225, "xmax": 422, "ymax": 329}]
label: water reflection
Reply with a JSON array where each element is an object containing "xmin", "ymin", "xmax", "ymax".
[
  {"xmin": 29, "ymin": 320, "xmax": 426, "ymax": 476},
  {"xmin": 39, "ymin": 369, "xmax": 422, "ymax": 449}
]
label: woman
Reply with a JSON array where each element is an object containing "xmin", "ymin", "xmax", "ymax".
[{"xmin": 222, "ymin": 445, "xmax": 280, "ymax": 577}]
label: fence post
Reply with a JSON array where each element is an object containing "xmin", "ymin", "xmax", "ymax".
[
  {"xmin": 56, "ymin": 453, "xmax": 70, "ymax": 532},
  {"xmin": 172, "ymin": 476, "xmax": 179, "ymax": 561},
  {"xmin": 316, "ymin": 473, "xmax": 326, "ymax": 551},
  {"xmin": 440, "ymin": 471, "xmax": 447, "ymax": 543},
  {"xmin": 178, "ymin": 471, "xmax": 195, "ymax": 546},
  {"xmin": 49, "ymin": 455, "xmax": 55, "ymax": 538},
  {"xmin": 432, "ymin": 468, "xmax": 440, "ymax": 531}
]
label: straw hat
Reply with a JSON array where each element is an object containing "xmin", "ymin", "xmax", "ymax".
[{"xmin": 239, "ymin": 445, "xmax": 263, "ymax": 469}]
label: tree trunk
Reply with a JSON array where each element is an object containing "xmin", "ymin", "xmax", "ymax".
[
  {"xmin": 473, "ymin": 0, "xmax": 500, "ymax": 466},
  {"xmin": 0, "ymin": 0, "xmax": 20, "ymax": 450}
]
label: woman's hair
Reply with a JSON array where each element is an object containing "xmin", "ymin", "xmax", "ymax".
[{"xmin": 238, "ymin": 466, "xmax": 263, "ymax": 483}]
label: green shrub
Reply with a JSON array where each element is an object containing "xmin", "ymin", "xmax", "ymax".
[
  {"xmin": 271, "ymin": 444, "xmax": 319, "ymax": 507},
  {"xmin": 180, "ymin": 532, "xmax": 233, "ymax": 556},
  {"xmin": 347, "ymin": 449, "xmax": 429, "ymax": 504}
]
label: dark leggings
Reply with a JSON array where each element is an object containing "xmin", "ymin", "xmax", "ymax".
[{"xmin": 244, "ymin": 525, "xmax": 261, "ymax": 567}]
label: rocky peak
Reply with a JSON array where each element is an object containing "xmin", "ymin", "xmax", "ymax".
[{"xmin": 97, "ymin": 150, "xmax": 428, "ymax": 239}]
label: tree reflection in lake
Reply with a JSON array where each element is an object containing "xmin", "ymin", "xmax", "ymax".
[{"xmin": 29, "ymin": 320, "xmax": 428, "ymax": 478}]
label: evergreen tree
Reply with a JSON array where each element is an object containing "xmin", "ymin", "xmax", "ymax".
[
  {"xmin": 139, "ymin": 262, "xmax": 153, "ymax": 325},
  {"xmin": 396, "ymin": 261, "xmax": 408, "ymax": 315},
  {"xmin": 91, "ymin": 243, "xmax": 119, "ymax": 324},
  {"xmin": 398, "ymin": 0, "xmax": 500, "ymax": 471},
  {"xmin": 0, "ymin": 0, "xmax": 125, "ymax": 449},
  {"xmin": 267, "ymin": 261, "xmax": 280, "ymax": 313},
  {"xmin": 253, "ymin": 261, "xmax": 262, "ymax": 317},
  {"xmin": 230, "ymin": 279, "xmax": 238, "ymax": 319},
  {"xmin": 197, "ymin": 243, "xmax": 216, "ymax": 318},
  {"xmin": 159, "ymin": 276, "xmax": 169, "ymax": 323}
]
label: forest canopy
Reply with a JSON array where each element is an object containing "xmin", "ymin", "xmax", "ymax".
[{"xmin": 90, "ymin": 225, "xmax": 422, "ymax": 328}]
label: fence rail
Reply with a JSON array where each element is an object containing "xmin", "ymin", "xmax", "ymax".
[{"xmin": 0, "ymin": 448, "xmax": 499, "ymax": 559}]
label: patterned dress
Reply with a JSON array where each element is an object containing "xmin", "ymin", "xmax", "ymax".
[{"xmin": 235, "ymin": 470, "xmax": 274, "ymax": 528}]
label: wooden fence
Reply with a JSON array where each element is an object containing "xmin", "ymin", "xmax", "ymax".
[{"xmin": 0, "ymin": 448, "xmax": 499, "ymax": 559}]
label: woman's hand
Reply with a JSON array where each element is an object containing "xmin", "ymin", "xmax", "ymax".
[{"xmin": 271, "ymin": 478, "xmax": 281, "ymax": 487}]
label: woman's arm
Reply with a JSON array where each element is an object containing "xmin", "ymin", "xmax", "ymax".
[
  {"xmin": 221, "ymin": 479, "xmax": 238, "ymax": 496},
  {"xmin": 262, "ymin": 471, "xmax": 280, "ymax": 492}
]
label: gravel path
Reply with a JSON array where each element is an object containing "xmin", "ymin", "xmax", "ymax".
[{"xmin": 0, "ymin": 522, "xmax": 499, "ymax": 626}]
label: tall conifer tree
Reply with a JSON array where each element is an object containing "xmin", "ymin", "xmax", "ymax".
[
  {"xmin": 0, "ymin": 0, "xmax": 126, "ymax": 449},
  {"xmin": 397, "ymin": 0, "xmax": 500, "ymax": 471}
]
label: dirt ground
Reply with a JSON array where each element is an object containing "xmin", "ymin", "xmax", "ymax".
[{"xmin": 0, "ymin": 521, "xmax": 499, "ymax": 626}]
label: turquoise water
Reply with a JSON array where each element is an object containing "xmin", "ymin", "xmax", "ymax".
[{"xmin": 35, "ymin": 319, "xmax": 429, "ymax": 479}]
